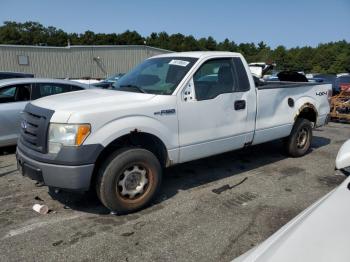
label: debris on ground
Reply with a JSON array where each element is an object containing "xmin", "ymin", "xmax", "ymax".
[
  {"xmin": 212, "ymin": 177, "xmax": 248, "ymax": 194},
  {"xmin": 32, "ymin": 204, "xmax": 49, "ymax": 214},
  {"xmin": 34, "ymin": 196, "xmax": 44, "ymax": 202},
  {"xmin": 331, "ymin": 85, "xmax": 350, "ymax": 122},
  {"xmin": 121, "ymin": 232, "xmax": 135, "ymax": 237}
]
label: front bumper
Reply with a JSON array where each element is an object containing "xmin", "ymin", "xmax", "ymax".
[{"xmin": 17, "ymin": 148, "xmax": 94, "ymax": 191}]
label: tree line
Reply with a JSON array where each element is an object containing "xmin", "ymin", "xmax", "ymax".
[{"xmin": 1, "ymin": 21, "xmax": 349, "ymax": 74}]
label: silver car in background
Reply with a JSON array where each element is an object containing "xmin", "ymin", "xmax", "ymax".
[{"xmin": 0, "ymin": 78, "xmax": 89, "ymax": 147}]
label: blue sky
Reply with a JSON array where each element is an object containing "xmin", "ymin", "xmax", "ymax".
[{"xmin": 1, "ymin": 0, "xmax": 349, "ymax": 48}]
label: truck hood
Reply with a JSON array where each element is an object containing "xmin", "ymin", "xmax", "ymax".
[
  {"xmin": 234, "ymin": 175, "xmax": 350, "ymax": 262},
  {"xmin": 32, "ymin": 89, "xmax": 156, "ymax": 112}
]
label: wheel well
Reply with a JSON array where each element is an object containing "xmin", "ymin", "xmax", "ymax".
[
  {"xmin": 90, "ymin": 132, "xmax": 168, "ymax": 190},
  {"xmin": 296, "ymin": 104, "xmax": 317, "ymax": 124}
]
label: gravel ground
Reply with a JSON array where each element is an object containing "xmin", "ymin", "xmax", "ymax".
[{"xmin": 0, "ymin": 122, "xmax": 349, "ymax": 262}]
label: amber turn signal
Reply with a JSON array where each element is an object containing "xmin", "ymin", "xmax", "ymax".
[{"xmin": 76, "ymin": 124, "xmax": 91, "ymax": 146}]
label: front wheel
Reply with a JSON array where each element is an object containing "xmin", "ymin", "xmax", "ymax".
[
  {"xmin": 285, "ymin": 118, "xmax": 312, "ymax": 157},
  {"xmin": 96, "ymin": 148, "xmax": 162, "ymax": 214}
]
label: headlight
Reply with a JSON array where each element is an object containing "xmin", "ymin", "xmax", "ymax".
[{"xmin": 48, "ymin": 123, "xmax": 91, "ymax": 154}]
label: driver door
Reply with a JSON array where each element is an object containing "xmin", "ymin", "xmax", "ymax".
[{"xmin": 177, "ymin": 58, "xmax": 252, "ymax": 162}]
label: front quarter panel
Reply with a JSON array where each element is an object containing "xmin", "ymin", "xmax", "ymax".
[
  {"xmin": 74, "ymin": 95, "xmax": 180, "ymax": 163},
  {"xmin": 85, "ymin": 115, "xmax": 178, "ymax": 150}
]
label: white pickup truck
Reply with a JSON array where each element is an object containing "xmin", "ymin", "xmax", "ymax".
[{"xmin": 16, "ymin": 51, "xmax": 331, "ymax": 213}]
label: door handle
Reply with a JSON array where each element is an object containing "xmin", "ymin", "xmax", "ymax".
[{"xmin": 234, "ymin": 100, "xmax": 246, "ymax": 110}]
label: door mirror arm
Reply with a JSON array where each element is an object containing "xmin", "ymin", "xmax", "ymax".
[{"xmin": 182, "ymin": 78, "xmax": 195, "ymax": 102}]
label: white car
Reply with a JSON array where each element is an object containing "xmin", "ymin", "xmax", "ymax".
[
  {"xmin": 0, "ymin": 78, "xmax": 89, "ymax": 147},
  {"xmin": 248, "ymin": 62, "xmax": 274, "ymax": 78},
  {"xmin": 17, "ymin": 51, "xmax": 331, "ymax": 214},
  {"xmin": 70, "ymin": 79, "xmax": 101, "ymax": 85},
  {"xmin": 234, "ymin": 139, "xmax": 350, "ymax": 262}
]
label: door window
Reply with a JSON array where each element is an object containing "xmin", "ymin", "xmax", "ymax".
[
  {"xmin": 0, "ymin": 84, "xmax": 31, "ymax": 103},
  {"xmin": 36, "ymin": 83, "xmax": 73, "ymax": 98},
  {"xmin": 193, "ymin": 59, "xmax": 236, "ymax": 101},
  {"xmin": 0, "ymin": 86, "xmax": 16, "ymax": 97}
]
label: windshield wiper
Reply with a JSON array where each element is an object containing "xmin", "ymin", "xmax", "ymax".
[{"xmin": 119, "ymin": 84, "xmax": 148, "ymax": 94}]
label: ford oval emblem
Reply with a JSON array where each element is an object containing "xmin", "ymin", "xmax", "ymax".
[{"xmin": 21, "ymin": 120, "xmax": 28, "ymax": 130}]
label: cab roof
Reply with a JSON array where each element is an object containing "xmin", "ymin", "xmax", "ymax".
[
  {"xmin": 152, "ymin": 51, "xmax": 242, "ymax": 59},
  {"xmin": 0, "ymin": 78, "xmax": 90, "ymax": 88}
]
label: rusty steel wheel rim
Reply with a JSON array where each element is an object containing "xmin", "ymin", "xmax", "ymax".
[
  {"xmin": 296, "ymin": 127, "xmax": 308, "ymax": 149},
  {"xmin": 116, "ymin": 163, "xmax": 153, "ymax": 202}
]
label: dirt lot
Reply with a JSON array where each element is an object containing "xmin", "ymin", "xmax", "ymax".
[{"xmin": 0, "ymin": 122, "xmax": 349, "ymax": 262}]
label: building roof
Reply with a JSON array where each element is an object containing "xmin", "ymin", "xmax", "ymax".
[{"xmin": 0, "ymin": 44, "xmax": 172, "ymax": 53}]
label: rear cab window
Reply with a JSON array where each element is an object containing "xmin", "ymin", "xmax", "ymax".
[{"xmin": 232, "ymin": 57, "xmax": 250, "ymax": 92}]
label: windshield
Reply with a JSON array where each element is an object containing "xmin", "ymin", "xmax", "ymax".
[{"xmin": 113, "ymin": 57, "xmax": 197, "ymax": 95}]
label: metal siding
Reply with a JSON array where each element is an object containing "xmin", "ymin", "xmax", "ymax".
[{"xmin": 0, "ymin": 45, "xmax": 171, "ymax": 79}]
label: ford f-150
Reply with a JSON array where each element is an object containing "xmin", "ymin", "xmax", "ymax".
[{"xmin": 16, "ymin": 51, "xmax": 331, "ymax": 213}]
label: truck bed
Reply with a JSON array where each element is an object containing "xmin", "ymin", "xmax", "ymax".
[{"xmin": 253, "ymin": 82, "xmax": 331, "ymax": 145}]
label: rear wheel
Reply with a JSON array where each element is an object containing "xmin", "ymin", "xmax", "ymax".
[
  {"xmin": 96, "ymin": 148, "xmax": 162, "ymax": 214},
  {"xmin": 285, "ymin": 118, "xmax": 312, "ymax": 157}
]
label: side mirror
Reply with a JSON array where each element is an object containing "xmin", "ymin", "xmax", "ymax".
[{"xmin": 182, "ymin": 78, "xmax": 195, "ymax": 102}]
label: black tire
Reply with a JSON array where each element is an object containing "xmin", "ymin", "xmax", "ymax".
[
  {"xmin": 96, "ymin": 148, "xmax": 162, "ymax": 214},
  {"xmin": 285, "ymin": 118, "xmax": 312, "ymax": 157}
]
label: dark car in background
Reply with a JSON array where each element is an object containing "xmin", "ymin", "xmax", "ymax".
[
  {"xmin": 335, "ymin": 75, "xmax": 350, "ymax": 94},
  {"xmin": 93, "ymin": 73, "xmax": 124, "ymax": 89},
  {"xmin": 312, "ymin": 74, "xmax": 337, "ymax": 94},
  {"xmin": 0, "ymin": 71, "xmax": 34, "ymax": 80}
]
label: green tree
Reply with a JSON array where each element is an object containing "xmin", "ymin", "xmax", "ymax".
[
  {"xmin": 117, "ymin": 30, "xmax": 144, "ymax": 45},
  {"xmin": 80, "ymin": 30, "xmax": 96, "ymax": 45},
  {"xmin": 0, "ymin": 21, "xmax": 349, "ymax": 74},
  {"xmin": 271, "ymin": 45, "xmax": 288, "ymax": 70},
  {"xmin": 217, "ymin": 38, "xmax": 234, "ymax": 51}
]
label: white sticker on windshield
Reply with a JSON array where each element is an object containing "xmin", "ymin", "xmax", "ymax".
[{"xmin": 169, "ymin": 59, "xmax": 190, "ymax": 67}]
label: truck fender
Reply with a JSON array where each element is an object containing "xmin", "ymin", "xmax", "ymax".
[
  {"xmin": 293, "ymin": 96, "xmax": 318, "ymax": 123},
  {"xmin": 84, "ymin": 115, "xmax": 177, "ymax": 150}
]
